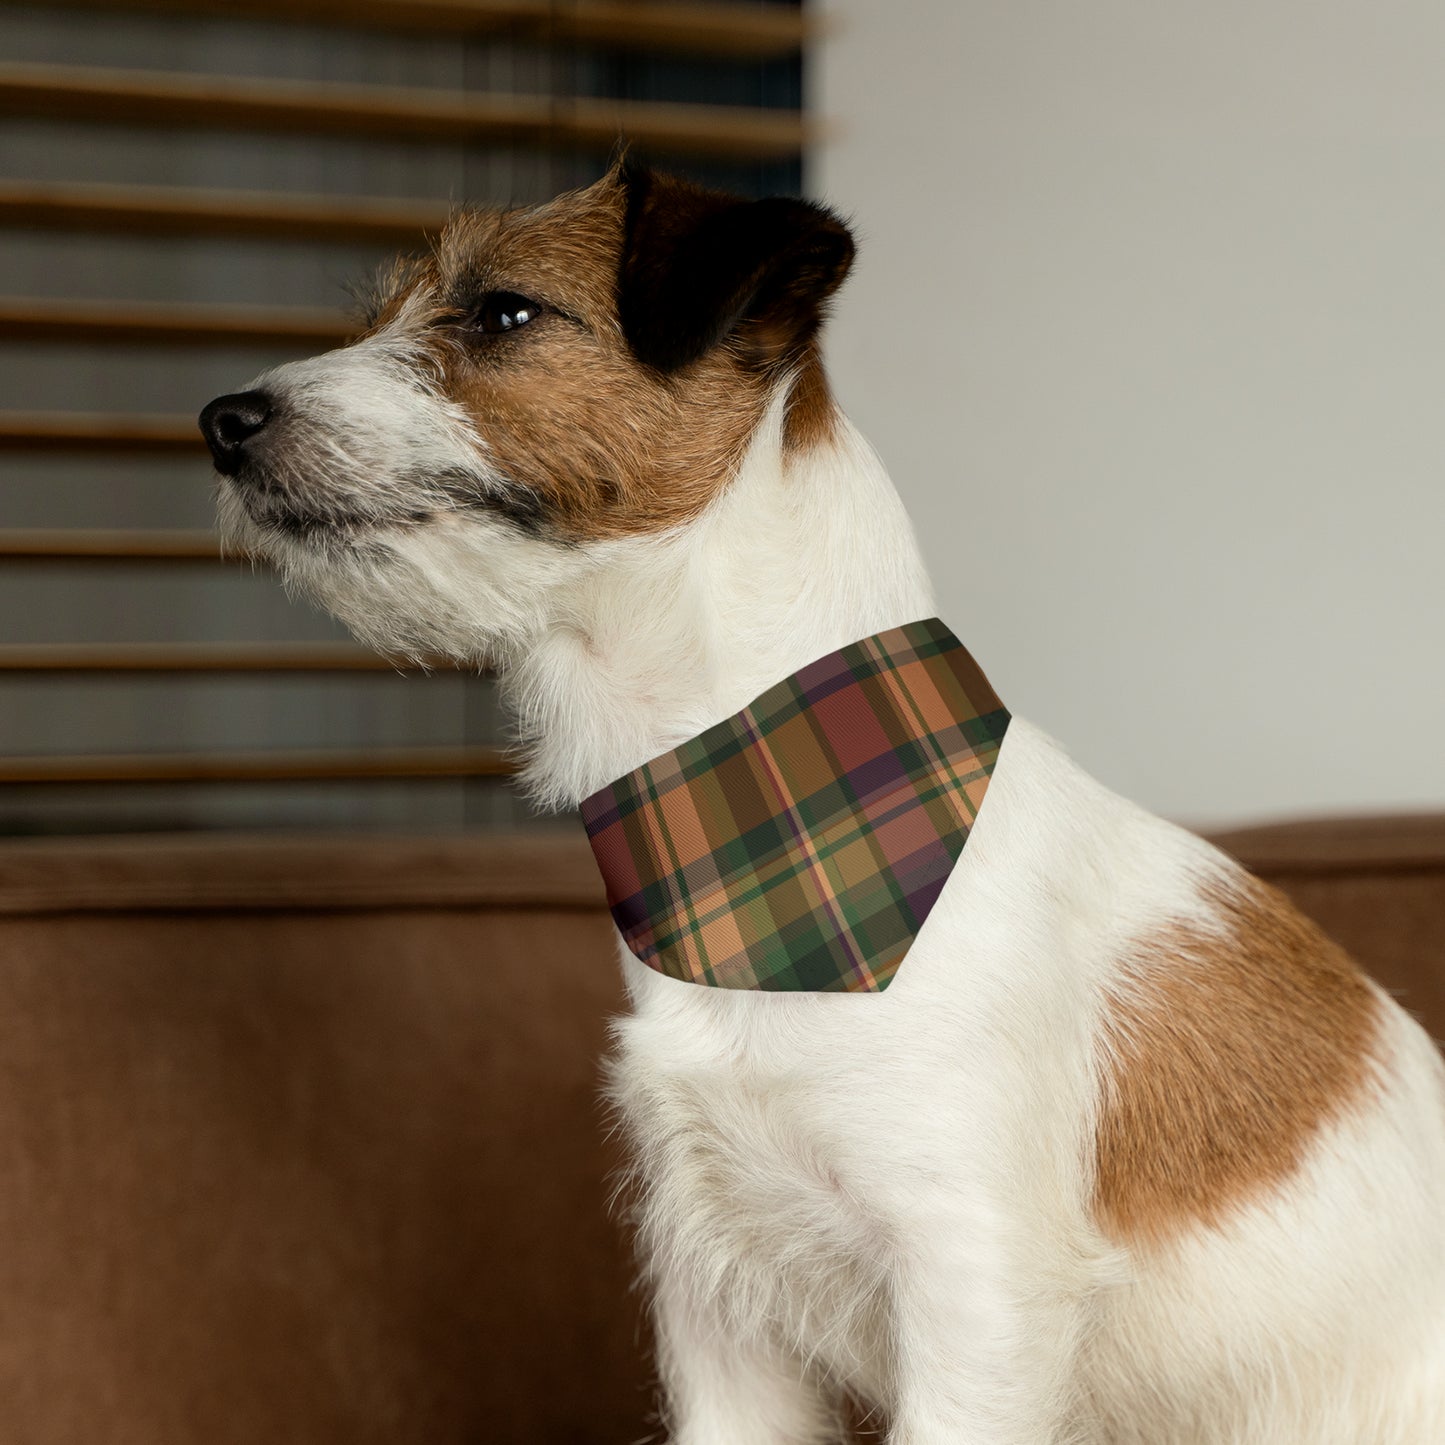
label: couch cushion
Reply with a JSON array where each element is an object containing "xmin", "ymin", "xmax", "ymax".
[
  {"xmin": 0, "ymin": 832, "xmax": 647, "ymax": 1445},
  {"xmin": 0, "ymin": 817, "xmax": 1440, "ymax": 1443},
  {"xmin": 1213, "ymin": 813, "xmax": 1445, "ymax": 1044}
]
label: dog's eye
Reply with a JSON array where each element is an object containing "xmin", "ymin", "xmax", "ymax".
[{"xmin": 472, "ymin": 291, "xmax": 542, "ymax": 334}]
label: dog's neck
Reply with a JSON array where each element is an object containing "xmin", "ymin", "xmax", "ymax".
[{"xmin": 503, "ymin": 396, "xmax": 937, "ymax": 810}]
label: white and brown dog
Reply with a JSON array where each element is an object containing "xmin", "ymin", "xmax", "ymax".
[{"xmin": 201, "ymin": 164, "xmax": 1445, "ymax": 1444}]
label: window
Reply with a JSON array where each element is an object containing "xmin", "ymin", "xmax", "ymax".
[{"xmin": 0, "ymin": 0, "xmax": 808, "ymax": 834}]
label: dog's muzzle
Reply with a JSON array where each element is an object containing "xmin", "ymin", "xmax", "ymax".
[{"xmin": 199, "ymin": 390, "xmax": 274, "ymax": 476}]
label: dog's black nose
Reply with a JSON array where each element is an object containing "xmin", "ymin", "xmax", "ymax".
[{"xmin": 199, "ymin": 390, "xmax": 272, "ymax": 475}]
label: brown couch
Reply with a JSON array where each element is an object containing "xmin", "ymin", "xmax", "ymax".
[{"xmin": 0, "ymin": 817, "xmax": 1440, "ymax": 1443}]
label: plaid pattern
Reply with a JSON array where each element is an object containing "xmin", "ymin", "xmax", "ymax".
[{"xmin": 580, "ymin": 619, "xmax": 1010, "ymax": 993}]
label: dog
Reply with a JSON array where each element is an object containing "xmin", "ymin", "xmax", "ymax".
[{"xmin": 200, "ymin": 162, "xmax": 1445, "ymax": 1444}]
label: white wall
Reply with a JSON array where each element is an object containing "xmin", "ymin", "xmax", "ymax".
[{"xmin": 814, "ymin": 1, "xmax": 1445, "ymax": 827}]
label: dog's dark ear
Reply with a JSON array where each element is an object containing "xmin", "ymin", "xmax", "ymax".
[{"xmin": 617, "ymin": 162, "xmax": 855, "ymax": 374}]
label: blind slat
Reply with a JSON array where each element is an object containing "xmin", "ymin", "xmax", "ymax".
[
  {"xmin": 0, "ymin": 180, "xmax": 447, "ymax": 244},
  {"xmin": 0, "ymin": 745, "xmax": 513, "ymax": 783},
  {"xmin": 0, "ymin": 297, "xmax": 352, "ymax": 348},
  {"xmin": 0, "ymin": 412, "xmax": 202, "ymax": 452},
  {"xmin": 0, "ymin": 0, "xmax": 809, "ymax": 58},
  {"xmin": 0, "ymin": 62, "xmax": 811, "ymax": 161},
  {"xmin": 0, "ymin": 529, "xmax": 227, "ymax": 560}
]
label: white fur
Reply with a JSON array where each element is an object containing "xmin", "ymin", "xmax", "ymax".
[{"xmin": 220, "ymin": 347, "xmax": 1445, "ymax": 1444}]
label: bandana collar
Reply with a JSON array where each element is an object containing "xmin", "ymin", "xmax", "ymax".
[{"xmin": 580, "ymin": 619, "xmax": 1010, "ymax": 993}]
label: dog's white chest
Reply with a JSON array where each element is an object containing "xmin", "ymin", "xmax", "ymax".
[{"xmin": 611, "ymin": 981, "xmax": 896, "ymax": 1393}]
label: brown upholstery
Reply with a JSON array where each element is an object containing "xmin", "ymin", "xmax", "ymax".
[
  {"xmin": 1210, "ymin": 813, "xmax": 1445, "ymax": 1047},
  {"xmin": 0, "ymin": 833, "xmax": 647, "ymax": 1445},
  {"xmin": 0, "ymin": 816, "xmax": 1440, "ymax": 1442}
]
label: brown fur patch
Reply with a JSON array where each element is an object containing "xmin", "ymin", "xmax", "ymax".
[
  {"xmin": 1093, "ymin": 872, "xmax": 1381, "ymax": 1246},
  {"xmin": 364, "ymin": 171, "xmax": 842, "ymax": 542},
  {"xmin": 783, "ymin": 343, "xmax": 840, "ymax": 454}
]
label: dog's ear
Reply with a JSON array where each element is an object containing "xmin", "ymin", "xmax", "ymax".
[{"xmin": 617, "ymin": 162, "xmax": 855, "ymax": 374}]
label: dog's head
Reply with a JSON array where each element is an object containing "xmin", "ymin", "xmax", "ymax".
[{"xmin": 200, "ymin": 163, "xmax": 854, "ymax": 661}]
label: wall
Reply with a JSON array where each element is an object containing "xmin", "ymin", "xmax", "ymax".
[{"xmin": 813, "ymin": 1, "xmax": 1445, "ymax": 826}]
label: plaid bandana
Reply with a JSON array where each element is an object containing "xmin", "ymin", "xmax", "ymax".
[{"xmin": 580, "ymin": 619, "xmax": 1009, "ymax": 993}]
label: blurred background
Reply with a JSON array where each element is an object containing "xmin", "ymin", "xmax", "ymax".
[
  {"xmin": 819, "ymin": 1, "xmax": 1445, "ymax": 826},
  {"xmin": 0, "ymin": 0, "xmax": 803, "ymax": 837},
  {"xmin": 2, "ymin": 0, "xmax": 1441, "ymax": 838}
]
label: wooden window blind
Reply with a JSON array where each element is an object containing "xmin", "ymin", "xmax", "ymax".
[{"xmin": 0, "ymin": 0, "xmax": 809, "ymax": 835}]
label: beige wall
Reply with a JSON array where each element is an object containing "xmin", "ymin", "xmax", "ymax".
[{"xmin": 814, "ymin": 2, "xmax": 1445, "ymax": 826}]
